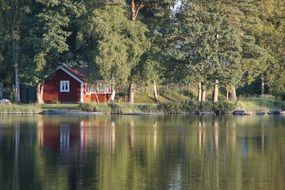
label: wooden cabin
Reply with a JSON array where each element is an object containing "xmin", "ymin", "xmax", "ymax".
[{"xmin": 43, "ymin": 65, "xmax": 111, "ymax": 103}]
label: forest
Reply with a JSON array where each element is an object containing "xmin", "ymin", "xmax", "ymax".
[{"xmin": 1, "ymin": 0, "xmax": 285, "ymax": 103}]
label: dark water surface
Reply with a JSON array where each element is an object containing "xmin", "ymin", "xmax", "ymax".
[{"xmin": 0, "ymin": 115, "xmax": 284, "ymax": 190}]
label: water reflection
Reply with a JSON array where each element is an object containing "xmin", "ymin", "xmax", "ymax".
[{"xmin": 0, "ymin": 115, "xmax": 284, "ymax": 190}]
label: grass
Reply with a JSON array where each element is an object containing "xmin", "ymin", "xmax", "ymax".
[
  {"xmin": 134, "ymin": 87, "xmax": 191, "ymax": 104},
  {"xmin": 79, "ymin": 103, "xmax": 160, "ymax": 114},
  {"xmin": 40, "ymin": 104, "xmax": 80, "ymax": 111},
  {"xmin": 79, "ymin": 101, "xmax": 236, "ymax": 114},
  {"xmin": 0, "ymin": 104, "xmax": 42, "ymax": 114},
  {"xmin": 134, "ymin": 94, "xmax": 182, "ymax": 103},
  {"xmin": 237, "ymin": 96, "xmax": 285, "ymax": 111},
  {"xmin": 135, "ymin": 94, "xmax": 156, "ymax": 103},
  {"xmin": 158, "ymin": 89, "xmax": 190, "ymax": 102},
  {"xmin": 0, "ymin": 103, "xmax": 80, "ymax": 114}
]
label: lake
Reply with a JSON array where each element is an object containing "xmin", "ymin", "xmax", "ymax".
[{"xmin": 0, "ymin": 115, "xmax": 284, "ymax": 190}]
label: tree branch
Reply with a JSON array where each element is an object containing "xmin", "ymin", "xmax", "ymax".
[{"xmin": 134, "ymin": 2, "xmax": 145, "ymax": 20}]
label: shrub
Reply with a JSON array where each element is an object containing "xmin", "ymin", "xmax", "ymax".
[
  {"xmin": 212, "ymin": 102, "xmax": 237, "ymax": 113},
  {"xmin": 181, "ymin": 100, "xmax": 198, "ymax": 112},
  {"xmin": 137, "ymin": 104, "xmax": 158, "ymax": 113},
  {"xmin": 109, "ymin": 103, "xmax": 122, "ymax": 113},
  {"xmin": 197, "ymin": 102, "xmax": 213, "ymax": 112},
  {"xmin": 79, "ymin": 103, "xmax": 110, "ymax": 113},
  {"xmin": 157, "ymin": 102, "xmax": 184, "ymax": 114}
]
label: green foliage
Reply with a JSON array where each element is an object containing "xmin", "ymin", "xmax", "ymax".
[
  {"xmin": 157, "ymin": 101, "xmax": 236, "ymax": 114},
  {"xmin": 157, "ymin": 102, "xmax": 184, "ymax": 114},
  {"xmin": 1, "ymin": 0, "xmax": 285, "ymax": 102},
  {"xmin": 20, "ymin": 0, "xmax": 85, "ymax": 86},
  {"xmin": 212, "ymin": 102, "xmax": 237, "ymax": 113},
  {"xmin": 79, "ymin": 100, "xmax": 236, "ymax": 114},
  {"xmin": 78, "ymin": 2, "xmax": 149, "ymax": 86},
  {"xmin": 137, "ymin": 104, "xmax": 158, "ymax": 112},
  {"xmin": 79, "ymin": 103, "xmax": 111, "ymax": 113},
  {"xmin": 108, "ymin": 103, "xmax": 122, "ymax": 113},
  {"xmin": 238, "ymin": 96, "xmax": 285, "ymax": 111},
  {"xmin": 79, "ymin": 103, "xmax": 158, "ymax": 113},
  {"xmin": 190, "ymin": 101, "xmax": 236, "ymax": 113}
]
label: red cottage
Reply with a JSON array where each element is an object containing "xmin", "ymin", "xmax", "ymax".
[{"xmin": 43, "ymin": 65, "xmax": 111, "ymax": 103}]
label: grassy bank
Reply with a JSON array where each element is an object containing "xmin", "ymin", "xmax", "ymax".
[
  {"xmin": 0, "ymin": 103, "xmax": 79, "ymax": 114},
  {"xmin": 237, "ymin": 97, "xmax": 285, "ymax": 112},
  {"xmin": 41, "ymin": 104, "xmax": 80, "ymax": 111},
  {"xmin": 79, "ymin": 101, "xmax": 237, "ymax": 114},
  {"xmin": 0, "ymin": 104, "xmax": 42, "ymax": 114},
  {"xmin": 1, "ymin": 96, "xmax": 284, "ymax": 115},
  {"xmin": 79, "ymin": 97, "xmax": 285, "ymax": 114}
]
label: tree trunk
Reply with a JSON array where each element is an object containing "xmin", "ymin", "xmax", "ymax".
[
  {"xmin": 213, "ymin": 80, "xmax": 219, "ymax": 102},
  {"xmin": 110, "ymin": 87, "xmax": 116, "ymax": 102},
  {"xmin": 229, "ymin": 85, "xmax": 237, "ymax": 101},
  {"xmin": 128, "ymin": 81, "xmax": 135, "ymax": 104},
  {"xmin": 12, "ymin": 0, "xmax": 20, "ymax": 103},
  {"xmin": 226, "ymin": 88, "xmax": 229, "ymax": 101},
  {"xmin": 198, "ymin": 82, "xmax": 202, "ymax": 102},
  {"xmin": 153, "ymin": 81, "xmax": 158, "ymax": 102},
  {"xmin": 36, "ymin": 83, "xmax": 44, "ymax": 104},
  {"xmin": 129, "ymin": 0, "xmax": 137, "ymax": 104},
  {"xmin": 14, "ymin": 42, "xmax": 20, "ymax": 103},
  {"xmin": 261, "ymin": 75, "xmax": 264, "ymax": 96},
  {"xmin": 0, "ymin": 82, "xmax": 3, "ymax": 99},
  {"xmin": 201, "ymin": 83, "xmax": 206, "ymax": 102},
  {"xmin": 131, "ymin": 0, "xmax": 136, "ymax": 21}
]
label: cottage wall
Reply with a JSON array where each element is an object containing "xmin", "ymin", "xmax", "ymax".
[{"xmin": 43, "ymin": 69, "xmax": 81, "ymax": 103}]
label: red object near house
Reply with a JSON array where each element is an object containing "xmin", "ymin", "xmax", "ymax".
[{"xmin": 43, "ymin": 65, "xmax": 111, "ymax": 103}]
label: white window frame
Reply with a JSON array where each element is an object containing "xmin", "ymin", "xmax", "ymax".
[{"xmin": 60, "ymin": 80, "xmax": 70, "ymax": 92}]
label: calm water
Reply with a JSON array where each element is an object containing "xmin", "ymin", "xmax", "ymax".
[{"xmin": 0, "ymin": 115, "xmax": 284, "ymax": 190}]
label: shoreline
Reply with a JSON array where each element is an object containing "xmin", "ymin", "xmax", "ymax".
[
  {"xmin": 1, "ymin": 99, "xmax": 285, "ymax": 116},
  {"xmin": 1, "ymin": 109, "xmax": 285, "ymax": 116}
]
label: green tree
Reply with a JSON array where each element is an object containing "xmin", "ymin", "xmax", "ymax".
[
  {"xmin": 258, "ymin": 0, "xmax": 285, "ymax": 96},
  {"xmin": 21, "ymin": 0, "xmax": 84, "ymax": 103},
  {"xmin": 163, "ymin": 0, "xmax": 270, "ymax": 102},
  {"xmin": 78, "ymin": 1, "xmax": 149, "ymax": 103},
  {"xmin": 168, "ymin": 1, "xmax": 239, "ymax": 102},
  {"xmin": 135, "ymin": 0, "xmax": 176, "ymax": 101}
]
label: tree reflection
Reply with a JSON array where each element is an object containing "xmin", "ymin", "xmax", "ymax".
[{"xmin": 0, "ymin": 115, "xmax": 284, "ymax": 190}]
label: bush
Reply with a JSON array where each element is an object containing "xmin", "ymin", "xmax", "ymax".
[
  {"xmin": 79, "ymin": 103, "xmax": 110, "ymax": 113},
  {"xmin": 181, "ymin": 100, "xmax": 198, "ymax": 112},
  {"xmin": 109, "ymin": 103, "xmax": 122, "ymax": 113},
  {"xmin": 197, "ymin": 102, "xmax": 213, "ymax": 112},
  {"xmin": 137, "ymin": 104, "xmax": 158, "ymax": 113},
  {"xmin": 212, "ymin": 102, "xmax": 237, "ymax": 113},
  {"xmin": 157, "ymin": 102, "xmax": 182, "ymax": 114}
]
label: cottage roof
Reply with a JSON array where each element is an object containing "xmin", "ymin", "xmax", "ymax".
[{"xmin": 57, "ymin": 65, "xmax": 88, "ymax": 84}]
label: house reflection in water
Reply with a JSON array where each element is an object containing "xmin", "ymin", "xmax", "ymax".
[
  {"xmin": 37, "ymin": 120, "xmax": 81, "ymax": 154},
  {"xmin": 37, "ymin": 118, "xmax": 116, "ymax": 154}
]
